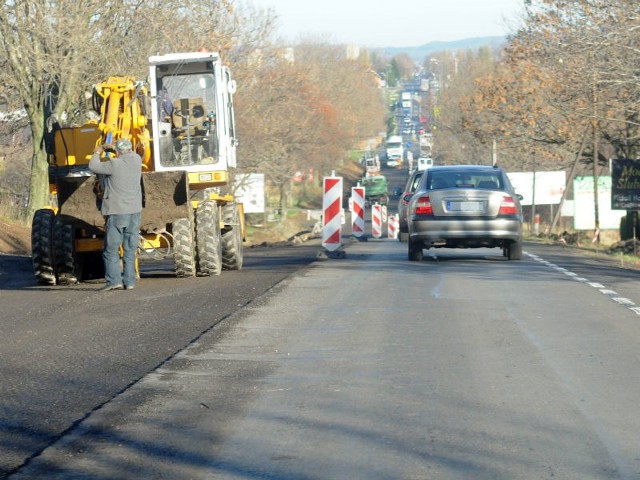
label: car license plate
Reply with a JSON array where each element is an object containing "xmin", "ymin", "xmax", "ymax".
[{"xmin": 447, "ymin": 201, "xmax": 483, "ymax": 212}]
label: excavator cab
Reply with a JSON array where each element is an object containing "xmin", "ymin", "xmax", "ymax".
[{"xmin": 149, "ymin": 52, "xmax": 236, "ymax": 175}]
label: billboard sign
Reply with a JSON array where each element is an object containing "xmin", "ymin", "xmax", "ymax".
[
  {"xmin": 507, "ymin": 171, "xmax": 566, "ymax": 206},
  {"xmin": 611, "ymin": 158, "xmax": 640, "ymax": 210},
  {"xmin": 234, "ymin": 173, "xmax": 265, "ymax": 214},
  {"xmin": 573, "ymin": 176, "xmax": 625, "ymax": 230}
]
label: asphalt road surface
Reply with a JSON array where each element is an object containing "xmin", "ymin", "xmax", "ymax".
[
  {"xmin": 0, "ymin": 242, "xmax": 321, "ymax": 478},
  {"xmin": 4, "ymin": 231, "xmax": 640, "ymax": 479}
]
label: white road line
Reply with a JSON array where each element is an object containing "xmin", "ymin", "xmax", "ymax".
[{"xmin": 525, "ymin": 252, "xmax": 639, "ymax": 316}]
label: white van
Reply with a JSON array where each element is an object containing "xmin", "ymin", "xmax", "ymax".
[{"xmin": 417, "ymin": 157, "xmax": 433, "ymax": 171}]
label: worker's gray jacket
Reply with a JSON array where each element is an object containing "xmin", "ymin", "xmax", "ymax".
[{"xmin": 89, "ymin": 151, "xmax": 142, "ymax": 216}]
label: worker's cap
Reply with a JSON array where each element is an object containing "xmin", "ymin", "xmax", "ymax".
[{"xmin": 115, "ymin": 138, "xmax": 133, "ymax": 153}]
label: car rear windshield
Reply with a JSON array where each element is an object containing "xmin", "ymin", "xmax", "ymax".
[{"xmin": 427, "ymin": 171, "xmax": 503, "ymax": 190}]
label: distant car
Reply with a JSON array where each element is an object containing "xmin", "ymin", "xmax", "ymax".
[
  {"xmin": 397, "ymin": 168, "xmax": 425, "ymax": 242},
  {"xmin": 386, "ymin": 156, "xmax": 401, "ymax": 168},
  {"xmin": 407, "ymin": 165, "xmax": 523, "ymax": 260}
]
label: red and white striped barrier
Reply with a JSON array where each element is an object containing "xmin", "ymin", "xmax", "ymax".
[
  {"xmin": 381, "ymin": 205, "xmax": 388, "ymax": 224},
  {"xmin": 322, "ymin": 176, "xmax": 343, "ymax": 251},
  {"xmin": 351, "ymin": 187, "xmax": 365, "ymax": 238},
  {"xmin": 388, "ymin": 214, "xmax": 399, "ymax": 239},
  {"xmin": 372, "ymin": 204, "xmax": 382, "ymax": 238}
]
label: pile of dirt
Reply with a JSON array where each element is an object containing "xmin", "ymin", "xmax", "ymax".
[
  {"xmin": 246, "ymin": 211, "xmax": 321, "ymax": 248},
  {"xmin": 0, "ymin": 219, "xmax": 31, "ymax": 255}
]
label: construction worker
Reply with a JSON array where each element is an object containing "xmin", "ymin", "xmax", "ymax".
[{"xmin": 89, "ymin": 138, "xmax": 142, "ymax": 291}]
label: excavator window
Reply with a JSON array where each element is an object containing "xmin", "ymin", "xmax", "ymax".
[
  {"xmin": 172, "ymin": 98, "xmax": 206, "ymax": 131},
  {"xmin": 157, "ymin": 73, "xmax": 219, "ymax": 167}
]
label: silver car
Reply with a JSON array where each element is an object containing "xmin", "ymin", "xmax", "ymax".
[{"xmin": 407, "ymin": 165, "xmax": 523, "ymax": 261}]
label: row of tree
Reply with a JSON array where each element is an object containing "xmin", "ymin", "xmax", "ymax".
[
  {"xmin": 430, "ymin": 0, "xmax": 640, "ymax": 229},
  {"xmin": 0, "ymin": 0, "xmax": 386, "ymax": 218}
]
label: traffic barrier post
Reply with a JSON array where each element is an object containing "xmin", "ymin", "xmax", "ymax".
[
  {"xmin": 351, "ymin": 186, "xmax": 365, "ymax": 238},
  {"xmin": 388, "ymin": 214, "xmax": 398, "ymax": 239},
  {"xmin": 372, "ymin": 204, "xmax": 382, "ymax": 239},
  {"xmin": 322, "ymin": 176, "xmax": 343, "ymax": 251}
]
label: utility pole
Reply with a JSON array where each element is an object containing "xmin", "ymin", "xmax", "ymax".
[{"xmin": 592, "ymin": 71, "xmax": 600, "ymax": 243}]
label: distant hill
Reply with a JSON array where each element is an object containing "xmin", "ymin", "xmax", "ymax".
[{"xmin": 376, "ymin": 36, "xmax": 508, "ymax": 61}]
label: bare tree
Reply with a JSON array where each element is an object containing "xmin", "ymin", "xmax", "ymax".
[
  {"xmin": 236, "ymin": 42, "xmax": 386, "ymax": 214},
  {"xmin": 0, "ymin": 0, "xmax": 279, "ymax": 216},
  {"xmin": 0, "ymin": 1, "xmax": 133, "ymax": 213}
]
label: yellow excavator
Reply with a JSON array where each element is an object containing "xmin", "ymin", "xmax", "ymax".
[{"xmin": 32, "ymin": 51, "xmax": 245, "ymax": 285}]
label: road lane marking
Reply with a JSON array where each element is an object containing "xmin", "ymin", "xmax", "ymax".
[{"xmin": 526, "ymin": 251, "xmax": 639, "ymax": 316}]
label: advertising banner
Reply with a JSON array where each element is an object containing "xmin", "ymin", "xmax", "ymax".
[
  {"xmin": 234, "ymin": 173, "xmax": 265, "ymax": 214},
  {"xmin": 611, "ymin": 159, "xmax": 640, "ymax": 210},
  {"xmin": 507, "ymin": 171, "xmax": 566, "ymax": 206},
  {"xmin": 573, "ymin": 176, "xmax": 625, "ymax": 230}
]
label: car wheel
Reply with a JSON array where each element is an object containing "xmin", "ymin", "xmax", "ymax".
[
  {"xmin": 507, "ymin": 239, "xmax": 523, "ymax": 260},
  {"xmin": 408, "ymin": 239, "xmax": 423, "ymax": 261}
]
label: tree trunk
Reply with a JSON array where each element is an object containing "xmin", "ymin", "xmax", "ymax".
[
  {"xmin": 27, "ymin": 111, "xmax": 49, "ymax": 216},
  {"xmin": 550, "ymin": 128, "xmax": 589, "ymax": 232},
  {"xmin": 279, "ymin": 183, "xmax": 289, "ymax": 223}
]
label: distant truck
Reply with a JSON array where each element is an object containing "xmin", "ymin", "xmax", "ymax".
[
  {"xmin": 401, "ymin": 91, "xmax": 412, "ymax": 115},
  {"xmin": 419, "ymin": 133, "xmax": 433, "ymax": 157},
  {"xmin": 364, "ymin": 155, "xmax": 380, "ymax": 176},
  {"xmin": 362, "ymin": 175, "xmax": 389, "ymax": 206},
  {"xmin": 385, "ymin": 135, "xmax": 404, "ymax": 167}
]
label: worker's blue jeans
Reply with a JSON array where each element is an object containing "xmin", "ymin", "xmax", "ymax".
[{"xmin": 103, "ymin": 213, "xmax": 141, "ymax": 287}]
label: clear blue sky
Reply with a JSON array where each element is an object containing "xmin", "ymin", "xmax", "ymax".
[{"xmin": 244, "ymin": 0, "xmax": 524, "ymax": 48}]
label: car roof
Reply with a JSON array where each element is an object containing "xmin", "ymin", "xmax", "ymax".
[{"xmin": 426, "ymin": 165, "xmax": 503, "ymax": 172}]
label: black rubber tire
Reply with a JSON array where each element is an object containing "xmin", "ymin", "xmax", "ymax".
[
  {"xmin": 195, "ymin": 200, "xmax": 222, "ymax": 276},
  {"xmin": 221, "ymin": 202, "xmax": 244, "ymax": 271},
  {"xmin": 507, "ymin": 239, "xmax": 523, "ymax": 260},
  {"xmin": 173, "ymin": 217, "xmax": 196, "ymax": 277},
  {"xmin": 408, "ymin": 238, "xmax": 423, "ymax": 261},
  {"xmin": 53, "ymin": 215, "xmax": 78, "ymax": 284},
  {"xmin": 31, "ymin": 209, "xmax": 56, "ymax": 285}
]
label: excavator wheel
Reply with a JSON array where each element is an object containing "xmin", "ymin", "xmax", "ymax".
[
  {"xmin": 53, "ymin": 215, "xmax": 78, "ymax": 285},
  {"xmin": 195, "ymin": 200, "xmax": 222, "ymax": 276},
  {"xmin": 173, "ymin": 217, "xmax": 196, "ymax": 277},
  {"xmin": 221, "ymin": 202, "xmax": 243, "ymax": 271},
  {"xmin": 31, "ymin": 209, "xmax": 56, "ymax": 285}
]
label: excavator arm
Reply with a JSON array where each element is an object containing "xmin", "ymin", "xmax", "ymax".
[{"xmin": 92, "ymin": 76, "xmax": 152, "ymax": 169}]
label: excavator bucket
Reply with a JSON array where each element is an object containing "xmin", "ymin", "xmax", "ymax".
[
  {"xmin": 140, "ymin": 171, "xmax": 191, "ymax": 232},
  {"xmin": 56, "ymin": 176, "xmax": 105, "ymax": 231},
  {"xmin": 56, "ymin": 171, "xmax": 190, "ymax": 233}
]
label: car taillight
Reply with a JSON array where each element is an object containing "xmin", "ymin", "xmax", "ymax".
[
  {"xmin": 499, "ymin": 196, "xmax": 518, "ymax": 215},
  {"xmin": 415, "ymin": 195, "xmax": 433, "ymax": 215}
]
